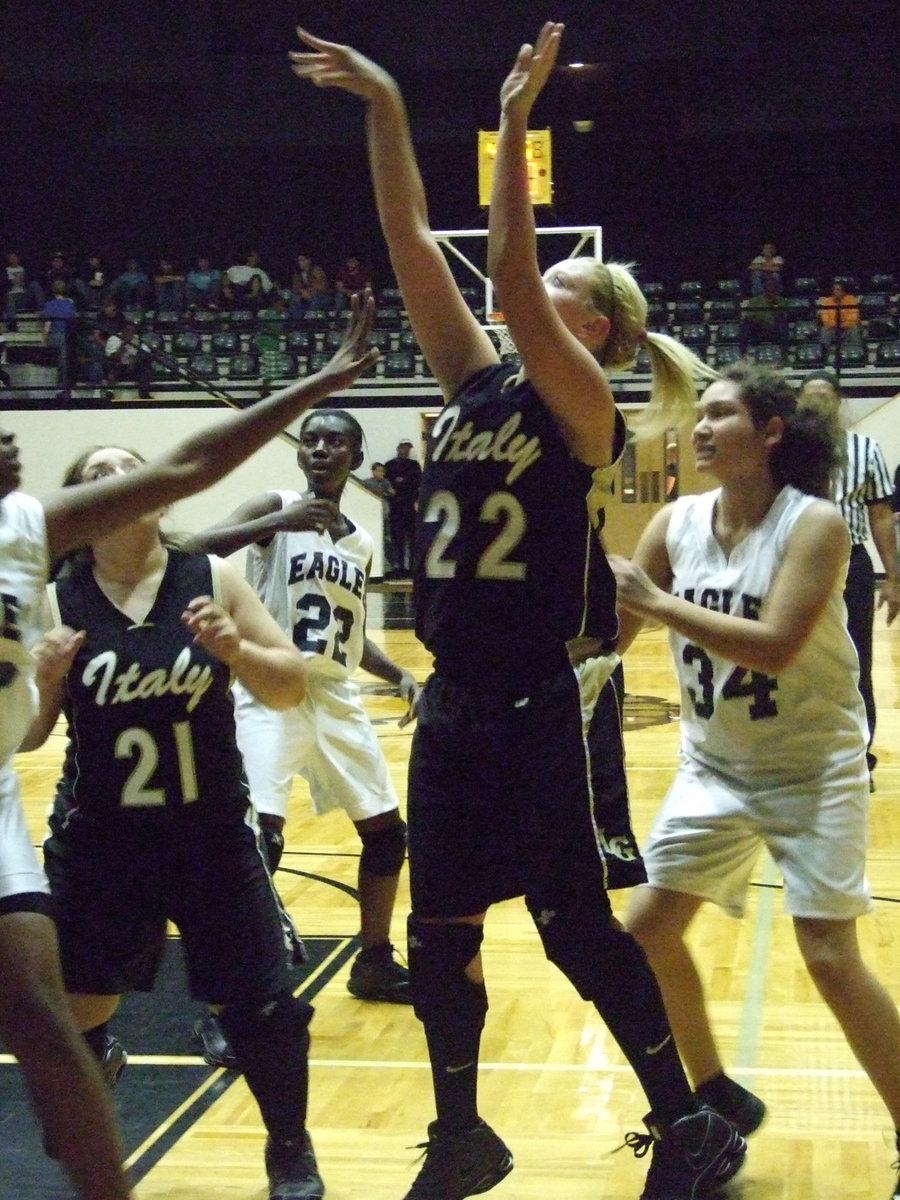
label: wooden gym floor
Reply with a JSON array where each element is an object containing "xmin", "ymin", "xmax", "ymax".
[{"xmin": 3, "ymin": 593, "xmax": 899, "ymax": 1199}]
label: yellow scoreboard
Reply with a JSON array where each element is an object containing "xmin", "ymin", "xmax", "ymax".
[{"xmin": 477, "ymin": 129, "xmax": 553, "ymax": 207}]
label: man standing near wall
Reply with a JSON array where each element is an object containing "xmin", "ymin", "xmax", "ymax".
[{"xmin": 383, "ymin": 439, "xmax": 422, "ymax": 578}]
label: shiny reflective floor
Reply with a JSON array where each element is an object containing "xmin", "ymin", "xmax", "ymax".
[{"xmin": 5, "ymin": 609, "xmax": 900, "ymax": 1199}]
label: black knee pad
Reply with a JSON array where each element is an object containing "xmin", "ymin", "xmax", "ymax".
[
  {"xmin": 220, "ymin": 991, "xmax": 313, "ymax": 1055},
  {"xmin": 407, "ymin": 916, "xmax": 487, "ymax": 1030},
  {"xmin": 219, "ymin": 993, "xmax": 314, "ymax": 1140},
  {"xmin": 359, "ymin": 819, "xmax": 407, "ymax": 877},
  {"xmin": 259, "ymin": 820, "xmax": 285, "ymax": 873},
  {"xmin": 527, "ymin": 896, "xmax": 644, "ymax": 1000}
]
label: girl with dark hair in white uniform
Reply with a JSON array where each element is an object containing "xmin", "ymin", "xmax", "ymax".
[
  {"xmin": 0, "ymin": 302, "xmax": 376, "ymax": 1200},
  {"xmin": 187, "ymin": 407, "xmax": 420, "ymax": 1068},
  {"xmin": 613, "ymin": 362, "xmax": 900, "ymax": 1198},
  {"xmin": 291, "ymin": 21, "xmax": 745, "ymax": 1200}
]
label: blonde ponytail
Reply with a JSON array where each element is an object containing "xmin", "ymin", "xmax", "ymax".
[{"xmin": 588, "ymin": 261, "xmax": 717, "ymax": 440}]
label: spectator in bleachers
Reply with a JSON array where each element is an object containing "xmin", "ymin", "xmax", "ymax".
[
  {"xmin": 287, "ymin": 250, "xmax": 327, "ymax": 316},
  {"xmin": 94, "ymin": 295, "xmax": 125, "ymax": 339},
  {"xmin": 4, "ymin": 250, "xmax": 44, "ymax": 330},
  {"xmin": 817, "ymin": 279, "xmax": 862, "ymax": 352},
  {"xmin": 41, "ymin": 277, "xmax": 78, "ymax": 392},
  {"xmin": 741, "ymin": 273, "xmax": 790, "ymax": 348},
  {"xmin": 748, "ymin": 241, "xmax": 784, "ymax": 295},
  {"xmin": 152, "ymin": 256, "xmax": 187, "ymax": 312},
  {"xmin": 222, "ymin": 249, "xmax": 276, "ymax": 310},
  {"xmin": 307, "ymin": 264, "xmax": 335, "ymax": 312},
  {"xmin": 75, "ymin": 253, "xmax": 112, "ymax": 310},
  {"xmin": 185, "ymin": 255, "xmax": 222, "ymax": 310},
  {"xmin": 77, "ymin": 325, "xmax": 108, "ymax": 386},
  {"xmin": 334, "ymin": 251, "xmax": 372, "ymax": 310},
  {"xmin": 104, "ymin": 318, "xmax": 152, "ymax": 397},
  {"xmin": 44, "ymin": 251, "xmax": 77, "ymax": 299},
  {"xmin": 109, "ymin": 257, "xmax": 151, "ymax": 310}
]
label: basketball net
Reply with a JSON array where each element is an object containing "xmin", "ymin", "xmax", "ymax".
[{"xmin": 484, "ymin": 311, "xmax": 518, "ymax": 358}]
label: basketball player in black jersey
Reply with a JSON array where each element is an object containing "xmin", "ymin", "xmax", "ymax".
[
  {"xmin": 291, "ymin": 22, "xmax": 745, "ymax": 1200},
  {"xmin": 0, "ymin": 303, "xmax": 375, "ymax": 1200}
]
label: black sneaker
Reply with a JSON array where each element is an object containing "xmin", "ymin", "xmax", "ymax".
[
  {"xmin": 403, "ymin": 1119, "xmax": 513, "ymax": 1199},
  {"xmin": 99, "ymin": 1034, "xmax": 128, "ymax": 1087},
  {"xmin": 347, "ymin": 943, "xmax": 413, "ymax": 1004},
  {"xmin": 623, "ymin": 1106, "xmax": 746, "ymax": 1199},
  {"xmin": 193, "ymin": 1012, "xmax": 239, "ymax": 1070},
  {"xmin": 265, "ymin": 1131, "xmax": 324, "ymax": 1200},
  {"xmin": 694, "ymin": 1074, "xmax": 766, "ymax": 1136}
]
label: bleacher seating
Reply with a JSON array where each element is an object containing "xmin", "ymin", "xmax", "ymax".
[
  {"xmin": 792, "ymin": 277, "xmax": 819, "ymax": 297},
  {"xmin": 859, "ymin": 293, "xmax": 892, "ymax": 319},
  {"xmin": 713, "ymin": 343, "xmax": 743, "ymax": 368},
  {"xmin": 185, "ymin": 352, "xmax": 220, "ymax": 381},
  {"xmin": 396, "ymin": 329, "xmax": 420, "ymax": 354},
  {"xmin": 793, "ymin": 342, "xmax": 827, "ymax": 370},
  {"xmin": 673, "ymin": 301, "xmax": 704, "ymax": 325},
  {"xmin": 171, "ymin": 330, "xmax": 201, "ymax": 357},
  {"xmin": 837, "ymin": 342, "xmax": 868, "ymax": 368},
  {"xmin": 383, "ymin": 351, "xmax": 416, "ymax": 378},
  {"xmin": 789, "ymin": 320, "xmax": 820, "ymax": 344},
  {"xmin": 678, "ymin": 325, "xmax": 710, "ymax": 352},
  {"xmin": 677, "ymin": 281, "xmax": 704, "ymax": 301},
  {"xmin": 211, "ymin": 331, "xmax": 241, "ymax": 356},
  {"xmin": 5, "ymin": 255, "xmax": 899, "ymax": 403},
  {"xmin": 226, "ymin": 352, "xmax": 260, "ymax": 380},
  {"xmin": 714, "ymin": 279, "xmax": 742, "ymax": 299},
  {"xmin": 708, "ymin": 299, "xmax": 741, "ymax": 324},
  {"xmin": 751, "ymin": 343, "xmax": 785, "ymax": 367},
  {"xmin": 875, "ymin": 341, "xmax": 900, "ymax": 368},
  {"xmin": 714, "ymin": 321, "xmax": 742, "ymax": 346},
  {"xmin": 259, "ymin": 350, "xmax": 298, "ymax": 380},
  {"xmin": 227, "ymin": 310, "xmax": 256, "ymax": 332},
  {"xmin": 190, "ymin": 309, "xmax": 219, "ymax": 333},
  {"xmin": 153, "ymin": 310, "xmax": 183, "ymax": 333},
  {"xmin": 866, "ymin": 316, "xmax": 898, "ymax": 341}
]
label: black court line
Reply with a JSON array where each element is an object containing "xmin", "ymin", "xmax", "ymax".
[{"xmin": 0, "ymin": 934, "xmax": 357, "ymax": 1198}]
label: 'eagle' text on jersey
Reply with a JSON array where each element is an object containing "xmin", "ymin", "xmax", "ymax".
[
  {"xmin": 0, "ymin": 592, "xmax": 22, "ymax": 644},
  {"xmin": 287, "ymin": 551, "xmax": 365, "ymax": 596},
  {"xmin": 430, "ymin": 407, "xmax": 541, "ymax": 485},
  {"xmin": 677, "ymin": 587, "xmax": 763, "ymax": 620},
  {"xmin": 82, "ymin": 646, "xmax": 213, "ymax": 712}
]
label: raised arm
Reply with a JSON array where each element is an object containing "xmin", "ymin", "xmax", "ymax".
[
  {"xmin": 42, "ymin": 296, "xmax": 378, "ymax": 563},
  {"xmin": 290, "ymin": 27, "xmax": 497, "ymax": 400},
  {"xmin": 612, "ymin": 501, "xmax": 849, "ymax": 674},
  {"xmin": 487, "ymin": 23, "xmax": 616, "ymax": 464}
]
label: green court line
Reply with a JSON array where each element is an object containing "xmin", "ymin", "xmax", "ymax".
[{"xmin": 733, "ymin": 851, "xmax": 778, "ymax": 1081}]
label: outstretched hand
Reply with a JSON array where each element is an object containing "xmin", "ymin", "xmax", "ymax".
[
  {"xmin": 499, "ymin": 21, "xmax": 564, "ymax": 119},
  {"xmin": 289, "ymin": 26, "xmax": 392, "ymax": 101},
  {"xmin": 314, "ymin": 291, "xmax": 380, "ymax": 392}
]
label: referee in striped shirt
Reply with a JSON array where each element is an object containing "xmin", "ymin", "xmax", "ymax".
[{"xmin": 799, "ymin": 371, "xmax": 899, "ymax": 788}]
